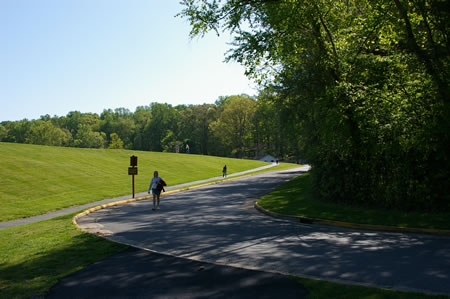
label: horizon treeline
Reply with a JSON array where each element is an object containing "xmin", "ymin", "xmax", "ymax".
[{"xmin": 0, "ymin": 94, "xmax": 300, "ymax": 160}]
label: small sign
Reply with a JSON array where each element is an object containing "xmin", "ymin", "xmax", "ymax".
[
  {"xmin": 130, "ymin": 155, "xmax": 138, "ymax": 167},
  {"xmin": 128, "ymin": 167, "xmax": 138, "ymax": 175}
]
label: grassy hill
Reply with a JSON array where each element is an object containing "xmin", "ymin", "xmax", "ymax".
[
  {"xmin": 0, "ymin": 142, "xmax": 270, "ymax": 222},
  {"xmin": 0, "ymin": 143, "xmax": 443, "ymax": 298}
]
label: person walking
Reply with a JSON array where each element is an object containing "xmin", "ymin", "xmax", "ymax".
[
  {"xmin": 148, "ymin": 171, "xmax": 166, "ymax": 210},
  {"xmin": 222, "ymin": 165, "xmax": 227, "ymax": 178}
]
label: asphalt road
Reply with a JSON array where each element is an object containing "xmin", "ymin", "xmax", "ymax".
[
  {"xmin": 47, "ymin": 247, "xmax": 308, "ymax": 299},
  {"xmin": 0, "ymin": 163, "xmax": 278, "ymax": 229},
  {"xmin": 68, "ymin": 166, "xmax": 450, "ymax": 295}
]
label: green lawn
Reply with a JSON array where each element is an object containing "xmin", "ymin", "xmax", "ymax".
[
  {"xmin": 1, "ymin": 143, "xmax": 447, "ymax": 298},
  {"xmin": 0, "ymin": 216, "xmax": 445, "ymax": 298},
  {"xmin": 293, "ymin": 276, "xmax": 448, "ymax": 299},
  {"xmin": 0, "ymin": 142, "xmax": 301, "ymax": 297},
  {"xmin": 0, "ymin": 214, "xmax": 128, "ymax": 298},
  {"xmin": 258, "ymin": 173, "xmax": 450, "ymax": 230},
  {"xmin": 0, "ymin": 142, "xmax": 272, "ymax": 221}
]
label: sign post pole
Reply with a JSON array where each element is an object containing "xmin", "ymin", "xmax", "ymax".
[
  {"xmin": 128, "ymin": 156, "xmax": 138, "ymax": 198},
  {"xmin": 132, "ymin": 174, "xmax": 135, "ymax": 198}
]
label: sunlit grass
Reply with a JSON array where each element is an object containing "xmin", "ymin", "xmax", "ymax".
[
  {"xmin": 0, "ymin": 144, "xmax": 446, "ymax": 298},
  {"xmin": 0, "ymin": 213, "xmax": 127, "ymax": 298},
  {"xmin": 0, "ymin": 143, "xmax": 302, "ymax": 297},
  {"xmin": 0, "ymin": 142, "xmax": 270, "ymax": 221},
  {"xmin": 0, "ymin": 215, "xmax": 443, "ymax": 298}
]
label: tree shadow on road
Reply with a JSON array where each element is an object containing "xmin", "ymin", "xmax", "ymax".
[{"xmin": 46, "ymin": 247, "xmax": 308, "ymax": 298}]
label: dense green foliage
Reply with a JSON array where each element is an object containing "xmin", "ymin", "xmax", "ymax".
[
  {"xmin": 0, "ymin": 142, "xmax": 270, "ymax": 221},
  {"xmin": 0, "ymin": 96, "xmax": 298, "ymax": 160},
  {"xmin": 179, "ymin": 0, "xmax": 449, "ymax": 211}
]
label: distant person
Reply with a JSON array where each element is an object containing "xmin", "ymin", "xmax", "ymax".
[
  {"xmin": 147, "ymin": 171, "xmax": 166, "ymax": 210},
  {"xmin": 175, "ymin": 144, "xmax": 180, "ymax": 153},
  {"xmin": 186, "ymin": 144, "xmax": 190, "ymax": 154},
  {"xmin": 222, "ymin": 165, "xmax": 227, "ymax": 178}
]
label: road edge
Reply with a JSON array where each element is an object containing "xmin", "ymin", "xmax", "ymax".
[
  {"xmin": 254, "ymin": 202, "xmax": 450, "ymax": 236},
  {"xmin": 72, "ymin": 170, "xmax": 275, "ymax": 230},
  {"xmin": 70, "ymin": 167, "xmax": 450, "ymax": 297}
]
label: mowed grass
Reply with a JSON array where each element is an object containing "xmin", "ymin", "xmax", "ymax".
[
  {"xmin": 0, "ymin": 213, "xmax": 128, "ymax": 298},
  {"xmin": 0, "ymin": 144, "xmax": 445, "ymax": 298},
  {"xmin": 0, "ymin": 216, "xmax": 445, "ymax": 298},
  {"xmin": 0, "ymin": 142, "xmax": 270, "ymax": 221},
  {"xmin": 258, "ymin": 173, "xmax": 450, "ymax": 230},
  {"xmin": 0, "ymin": 142, "xmax": 301, "ymax": 297},
  {"xmin": 292, "ymin": 276, "xmax": 449, "ymax": 299}
]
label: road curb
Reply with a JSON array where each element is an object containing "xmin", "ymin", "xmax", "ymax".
[
  {"xmin": 254, "ymin": 202, "xmax": 450, "ymax": 236},
  {"xmin": 73, "ymin": 171, "xmax": 266, "ymax": 230}
]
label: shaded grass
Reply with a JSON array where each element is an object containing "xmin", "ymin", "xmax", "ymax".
[
  {"xmin": 0, "ymin": 142, "xmax": 271, "ymax": 221},
  {"xmin": 258, "ymin": 173, "xmax": 450, "ymax": 230},
  {"xmin": 0, "ymin": 213, "xmax": 128, "ymax": 298},
  {"xmin": 0, "ymin": 214, "xmax": 445, "ymax": 298},
  {"xmin": 2, "ymin": 143, "xmax": 446, "ymax": 297},
  {"xmin": 293, "ymin": 276, "xmax": 448, "ymax": 299}
]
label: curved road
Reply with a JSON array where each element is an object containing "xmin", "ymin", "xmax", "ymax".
[{"xmin": 77, "ymin": 167, "xmax": 450, "ymax": 295}]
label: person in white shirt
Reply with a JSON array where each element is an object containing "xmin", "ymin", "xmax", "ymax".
[{"xmin": 148, "ymin": 170, "xmax": 165, "ymax": 210}]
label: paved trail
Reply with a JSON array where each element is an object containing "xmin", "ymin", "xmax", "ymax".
[
  {"xmin": 74, "ymin": 166, "xmax": 449, "ymax": 295},
  {"xmin": 0, "ymin": 163, "xmax": 277, "ymax": 229}
]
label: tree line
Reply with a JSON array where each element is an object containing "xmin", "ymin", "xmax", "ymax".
[
  {"xmin": 0, "ymin": 95, "xmax": 300, "ymax": 160},
  {"xmin": 179, "ymin": 0, "xmax": 449, "ymax": 211}
]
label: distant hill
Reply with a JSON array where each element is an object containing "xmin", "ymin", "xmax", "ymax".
[{"xmin": 0, "ymin": 142, "xmax": 268, "ymax": 222}]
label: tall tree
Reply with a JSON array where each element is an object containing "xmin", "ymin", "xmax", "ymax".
[
  {"xmin": 179, "ymin": 0, "xmax": 450, "ymax": 210},
  {"xmin": 144, "ymin": 103, "xmax": 177, "ymax": 152},
  {"xmin": 74, "ymin": 124, "xmax": 106, "ymax": 148},
  {"xmin": 210, "ymin": 96, "xmax": 257, "ymax": 157},
  {"xmin": 108, "ymin": 133, "xmax": 124, "ymax": 149},
  {"xmin": 25, "ymin": 120, "xmax": 72, "ymax": 146},
  {"xmin": 100, "ymin": 108, "xmax": 135, "ymax": 149},
  {"xmin": 2, "ymin": 120, "xmax": 31, "ymax": 143},
  {"xmin": 132, "ymin": 106, "xmax": 152, "ymax": 150},
  {"xmin": 176, "ymin": 104, "xmax": 216, "ymax": 155},
  {"xmin": 0, "ymin": 125, "xmax": 7, "ymax": 141}
]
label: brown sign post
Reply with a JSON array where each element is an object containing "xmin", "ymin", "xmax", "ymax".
[{"xmin": 128, "ymin": 155, "xmax": 138, "ymax": 198}]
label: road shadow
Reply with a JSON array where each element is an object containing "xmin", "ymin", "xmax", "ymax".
[
  {"xmin": 74, "ymin": 168, "xmax": 450, "ymax": 295},
  {"xmin": 0, "ymin": 232, "xmax": 126, "ymax": 298},
  {"xmin": 94, "ymin": 185, "xmax": 450, "ymax": 295},
  {"xmin": 47, "ymin": 247, "xmax": 308, "ymax": 299}
]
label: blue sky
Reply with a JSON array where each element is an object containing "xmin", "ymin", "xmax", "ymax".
[{"xmin": 0, "ymin": 0, "xmax": 255, "ymax": 122}]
